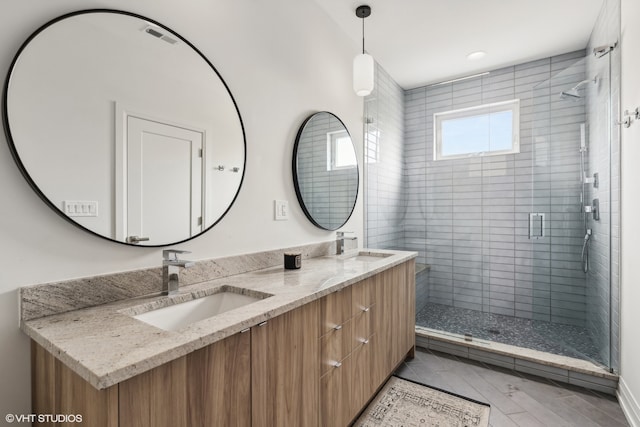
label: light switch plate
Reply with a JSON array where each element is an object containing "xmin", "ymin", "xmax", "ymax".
[{"xmin": 274, "ymin": 200, "xmax": 288, "ymax": 220}]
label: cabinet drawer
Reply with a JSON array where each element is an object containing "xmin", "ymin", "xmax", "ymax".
[
  {"xmin": 351, "ymin": 304, "xmax": 373, "ymax": 351},
  {"xmin": 351, "ymin": 277, "xmax": 374, "ymax": 317},
  {"xmin": 320, "ymin": 319, "xmax": 352, "ymax": 376},
  {"xmin": 321, "ymin": 287, "xmax": 352, "ymax": 335}
]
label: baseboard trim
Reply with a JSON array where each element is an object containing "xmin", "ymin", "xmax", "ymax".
[{"xmin": 618, "ymin": 377, "xmax": 640, "ymax": 427}]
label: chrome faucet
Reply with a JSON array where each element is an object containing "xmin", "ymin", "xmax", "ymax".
[
  {"xmin": 162, "ymin": 249, "xmax": 195, "ymax": 296},
  {"xmin": 336, "ymin": 231, "xmax": 357, "ymax": 255}
]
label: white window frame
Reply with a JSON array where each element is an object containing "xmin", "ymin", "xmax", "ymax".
[{"xmin": 433, "ymin": 99, "xmax": 520, "ymax": 161}]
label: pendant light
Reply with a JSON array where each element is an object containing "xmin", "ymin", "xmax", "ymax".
[{"xmin": 353, "ymin": 5, "xmax": 373, "ymax": 97}]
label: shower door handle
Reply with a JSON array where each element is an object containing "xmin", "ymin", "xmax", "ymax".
[{"xmin": 528, "ymin": 213, "xmax": 545, "ymax": 239}]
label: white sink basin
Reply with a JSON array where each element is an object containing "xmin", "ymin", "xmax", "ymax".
[
  {"xmin": 345, "ymin": 251, "xmax": 393, "ymax": 262},
  {"xmin": 133, "ymin": 289, "xmax": 270, "ymax": 331}
]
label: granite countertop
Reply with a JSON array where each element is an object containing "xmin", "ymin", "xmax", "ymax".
[{"xmin": 21, "ymin": 249, "xmax": 416, "ymax": 390}]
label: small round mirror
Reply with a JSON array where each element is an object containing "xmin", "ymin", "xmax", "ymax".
[{"xmin": 292, "ymin": 112, "xmax": 358, "ymax": 230}]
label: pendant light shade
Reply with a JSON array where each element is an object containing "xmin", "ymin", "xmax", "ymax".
[
  {"xmin": 353, "ymin": 53, "xmax": 374, "ymax": 96},
  {"xmin": 353, "ymin": 5, "xmax": 373, "ymax": 97}
]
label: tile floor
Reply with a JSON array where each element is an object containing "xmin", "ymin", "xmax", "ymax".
[
  {"xmin": 416, "ymin": 303, "xmax": 604, "ymax": 365},
  {"xmin": 396, "ymin": 348, "xmax": 629, "ymax": 427}
]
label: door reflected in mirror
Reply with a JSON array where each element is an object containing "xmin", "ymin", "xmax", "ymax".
[
  {"xmin": 293, "ymin": 112, "xmax": 359, "ymax": 230},
  {"xmin": 3, "ymin": 9, "xmax": 246, "ymax": 246}
]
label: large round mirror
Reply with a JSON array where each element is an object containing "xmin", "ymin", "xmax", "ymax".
[
  {"xmin": 2, "ymin": 9, "xmax": 246, "ymax": 246},
  {"xmin": 292, "ymin": 112, "xmax": 358, "ymax": 230}
]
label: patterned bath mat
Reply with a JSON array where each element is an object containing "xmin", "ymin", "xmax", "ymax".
[{"xmin": 354, "ymin": 376, "xmax": 490, "ymax": 427}]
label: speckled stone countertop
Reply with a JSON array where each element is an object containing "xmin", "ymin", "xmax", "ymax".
[{"xmin": 21, "ymin": 248, "xmax": 416, "ymax": 390}]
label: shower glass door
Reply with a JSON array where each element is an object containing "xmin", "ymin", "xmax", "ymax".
[{"xmin": 531, "ymin": 55, "xmax": 612, "ymax": 369}]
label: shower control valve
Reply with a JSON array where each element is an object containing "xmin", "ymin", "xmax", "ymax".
[{"xmin": 585, "ymin": 200, "xmax": 600, "ymax": 221}]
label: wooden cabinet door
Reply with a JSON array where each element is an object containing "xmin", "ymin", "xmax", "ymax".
[
  {"xmin": 32, "ymin": 341, "xmax": 118, "ymax": 427},
  {"xmin": 372, "ymin": 267, "xmax": 393, "ymax": 389},
  {"xmin": 370, "ymin": 262, "xmax": 415, "ymax": 391},
  {"xmin": 119, "ymin": 357, "xmax": 188, "ymax": 427},
  {"xmin": 186, "ymin": 331, "xmax": 251, "ymax": 427},
  {"xmin": 320, "ymin": 353, "xmax": 352, "ymax": 427},
  {"xmin": 119, "ymin": 332, "xmax": 250, "ymax": 427},
  {"xmin": 252, "ymin": 301, "xmax": 320, "ymax": 427},
  {"xmin": 350, "ymin": 337, "xmax": 374, "ymax": 419},
  {"xmin": 392, "ymin": 264, "xmax": 407, "ymax": 364}
]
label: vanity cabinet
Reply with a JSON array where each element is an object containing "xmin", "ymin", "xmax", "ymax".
[
  {"xmin": 31, "ymin": 303, "xmax": 317, "ymax": 427},
  {"xmin": 319, "ymin": 260, "xmax": 416, "ymax": 426},
  {"xmin": 31, "ymin": 259, "xmax": 415, "ymax": 427}
]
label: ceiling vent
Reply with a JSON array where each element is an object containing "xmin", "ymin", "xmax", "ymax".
[{"xmin": 143, "ymin": 26, "xmax": 178, "ymax": 45}]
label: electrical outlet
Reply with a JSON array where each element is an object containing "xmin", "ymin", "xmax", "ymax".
[
  {"xmin": 275, "ymin": 200, "xmax": 288, "ymax": 220},
  {"xmin": 63, "ymin": 200, "xmax": 98, "ymax": 217}
]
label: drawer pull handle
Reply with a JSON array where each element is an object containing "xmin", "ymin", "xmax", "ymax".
[
  {"xmin": 362, "ymin": 339, "xmax": 369, "ymax": 345},
  {"xmin": 240, "ymin": 328, "xmax": 250, "ymax": 334},
  {"xmin": 334, "ymin": 362, "xmax": 342, "ymax": 368},
  {"xmin": 334, "ymin": 324, "xmax": 342, "ymax": 331},
  {"xmin": 258, "ymin": 321, "xmax": 267, "ymax": 327},
  {"xmin": 363, "ymin": 307, "xmax": 370, "ymax": 312}
]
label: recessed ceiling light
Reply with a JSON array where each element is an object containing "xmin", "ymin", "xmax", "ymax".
[{"xmin": 467, "ymin": 51, "xmax": 486, "ymax": 60}]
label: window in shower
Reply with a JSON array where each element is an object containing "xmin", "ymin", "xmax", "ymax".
[
  {"xmin": 327, "ymin": 130, "xmax": 357, "ymax": 170},
  {"xmin": 434, "ymin": 99, "xmax": 520, "ymax": 160}
]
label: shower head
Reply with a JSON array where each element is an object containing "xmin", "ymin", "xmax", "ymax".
[
  {"xmin": 560, "ymin": 88, "xmax": 582, "ymax": 100},
  {"xmin": 559, "ymin": 77, "xmax": 598, "ymax": 101}
]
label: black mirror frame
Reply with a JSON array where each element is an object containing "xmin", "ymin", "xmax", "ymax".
[{"xmin": 292, "ymin": 111, "xmax": 359, "ymax": 231}]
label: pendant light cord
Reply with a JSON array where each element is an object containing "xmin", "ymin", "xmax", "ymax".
[
  {"xmin": 355, "ymin": 5, "xmax": 371, "ymax": 55},
  {"xmin": 362, "ymin": 17, "xmax": 365, "ymax": 54}
]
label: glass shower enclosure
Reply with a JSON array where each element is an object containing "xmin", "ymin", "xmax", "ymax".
[
  {"xmin": 529, "ymin": 53, "xmax": 616, "ymax": 369},
  {"xmin": 364, "ymin": 45, "xmax": 619, "ymax": 371}
]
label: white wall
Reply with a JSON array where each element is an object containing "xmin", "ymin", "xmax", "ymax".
[
  {"xmin": 0, "ymin": 0, "xmax": 363, "ymax": 416},
  {"xmin": 619, "ymin": 0, "xmax": 640, "ymax": 424}
]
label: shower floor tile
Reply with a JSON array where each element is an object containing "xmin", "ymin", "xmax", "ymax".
[{"xmin": 416, "ymin": 303, "xmax": 605, "ymax": 366}]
